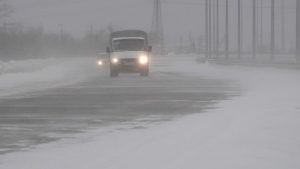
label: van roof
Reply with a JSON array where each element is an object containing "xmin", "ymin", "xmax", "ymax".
[
  {"xmin": 112, "ymin": 37, "xmax": 145, "ymax": 41},
  {"xmin": 110, "ymin": 30, "xmax": 148, "ymax": 48}
]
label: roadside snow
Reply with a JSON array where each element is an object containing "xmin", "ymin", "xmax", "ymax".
[
  {"xmin": 0, "ymin": 58, "xmax": 56, "ymax": 74},
  {"xmin": 0, "ymin": 57, "xmax": 98, "ymax": 98},
  {"xmin": 1, "ymin": 57, "xmax": 300, "ymax": 169}
]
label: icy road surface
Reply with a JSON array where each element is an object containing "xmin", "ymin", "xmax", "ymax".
[
  {"xmin": 0, "ymin": 56, "xmax": 238, "ymax": 155},
  {"xmin": 1, "ymin": 55, "xmax": 300, "ymax": 169}
]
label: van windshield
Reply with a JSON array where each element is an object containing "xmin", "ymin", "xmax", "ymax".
[{"xmin": 113, "ymin": 39, "xmax": 145, "ymax": 51}]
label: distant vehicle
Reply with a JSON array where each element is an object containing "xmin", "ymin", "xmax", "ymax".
[
  {"xmin": 97, "ymin": 59, "xmax": 103, "ymax": 66},
  {"xmin": 97, "ymin": 53, "xmax": 108, "ymax": 66},
  {"xmin": 106, "ymin": 30, "xmax": 152, "ymax": 77}
]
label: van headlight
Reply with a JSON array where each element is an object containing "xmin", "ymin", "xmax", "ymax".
[
  {"xmin": 139, "ymin": 56, "xmax": 148, "ymax": 64},
  {"xmin": 112, "ymin": 58, "xmax": 118, "ymax": 63},
  {"xmin": 98, "ymin": 61, "xmax": 103, "ymax": 65}
]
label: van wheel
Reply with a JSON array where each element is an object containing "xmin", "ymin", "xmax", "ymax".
[
  {"xmin": 144, "ymin": 69, "xmax": 149, "ymax": 77},
  {"xmin": 110, "ymin": 72, "xmax": 114, "ymax": 77},
  {"xmin": 140, "ymin": 70, "xmax": 149, "ymax": 77},
  {"xmin": 110, "ymin": 69, "xmax": 118, "ymax": 77}
]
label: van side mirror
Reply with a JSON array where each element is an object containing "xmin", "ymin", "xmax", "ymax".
[
  {"xmin": 106, "ymin": 47, "xmax": 110, "ymax": 53},
  {"xmin": 148, "ymin": 46, "xmax": 152, "ymax": 52}
]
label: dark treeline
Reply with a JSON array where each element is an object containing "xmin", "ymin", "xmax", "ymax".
[{"xmin": 0, "ymin": 23, "xmax": 114, "ymax": 61}]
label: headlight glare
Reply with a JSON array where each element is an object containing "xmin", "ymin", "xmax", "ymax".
[
  {"xmin": 139, "ymin": 56, "xmax": 148, "ymax": 64},
  {"xmin": 112, "ymin": 58, "xmax": 118, "ymax": 63}
]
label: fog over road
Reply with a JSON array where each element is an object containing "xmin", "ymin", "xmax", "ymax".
[{"xmin": 0, "ymin": 57, "xmax": 239, "ymax": 155}]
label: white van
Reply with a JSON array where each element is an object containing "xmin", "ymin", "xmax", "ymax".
[{"xmin": 106, "ymin": 30, "xmax": 152, "ymax": 77}]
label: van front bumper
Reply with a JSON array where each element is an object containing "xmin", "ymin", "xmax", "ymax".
[{"xmin": 110, "ymin": 58, "xmax": 148, "ymax": 73}]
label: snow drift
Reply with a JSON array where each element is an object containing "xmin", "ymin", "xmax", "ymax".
[{"xmin": 0, "ymin": 57, "xmax": 98, "ymax": 98}]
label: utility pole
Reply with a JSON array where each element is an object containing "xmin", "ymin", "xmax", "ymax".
[
  {"xmin": 151, "ymin": 0, "xmax": 165, "ymax": 55},
  {"xmin": 58, "ymin": 23, "xmax": 63, "ymax": 50},
  {"xmin": 58, "ymin": 24, "xmax": 63, "ymax": 53},
  {"xmin": 241, "ymin": 0, "xmax": 243, "ymax": 58},
  {"xmin": 271, "ymin": 0, "xmax": 275, "ymax": 61},
  {"xmin": 216, "ymin": 0, "xmax": 219, "ymax": 58},
  {"xmin": 225, "ymin": 0, "xmax": 229, "ymax": 59},
  {"xmin": 90, "ymin": 25, "xmax": 95, "ymax": 36},
  {"xmin": 297, "ymin": 0, "xmax": 300, "ymax": 61},
  {"xmin": 205, "ymin": 0, "xmax": 208, "ymax": 59},
  {"xmin": 238, "ymin": 0, "xmax": 241, "ymax": 59},
  {"xmin": 180, "ymin": 35, "xmax": 183, "ymax": 54},
  {"xmin": 213, "ymin": 0, "xmax": 215, "ymax": 58},
  {"xmin": 260, "ymin": 0, "xmax": 263, "ymax": 57},
  {"xmin": 3, "ymin": 22, "xmax": 7, "ymax": 54},
  {"xmin": 253, "ymin": 0, "xmax": 256, "ymax": 60},
  {"xmin": 291, "ymin": 41, "xmax": 294, "ymax": 54},
  {"xmin": 199, "ymin": 35, "xmax": 204, "ymax": 54},
  {"xmin": 209, "ymin": 0, "xmax": 212, "ymax": 58},
  {"xmin": 3, "ymin": 22, "xmax": 7, "ymax": 34},
  {"xmin": 189, "ymin": 31, "xmax": 195, "ymax": 53},
  {"xmin": 257, "ymin": 0, "xmax": 259, "ymax": 56},
  {"xmin": 58, "ymin": 24, "xmax": 63, "ymax": 39},
  {"xmin": 90, "ymin": 24, "xmax": 95, "ymax": 50},
  {"xmin": 281, "ymin": 0, "xmax": 285, "ymax": 57}
]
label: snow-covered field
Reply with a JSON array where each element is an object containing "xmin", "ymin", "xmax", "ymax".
[{"xmin": 1, "ymin": 56, "xmax": 300, "ymax": 169}]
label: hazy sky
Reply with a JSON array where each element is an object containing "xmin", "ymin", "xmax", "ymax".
[{"xmin": 5, "ymin": 0, "xmax": 298, "ymax": 50}]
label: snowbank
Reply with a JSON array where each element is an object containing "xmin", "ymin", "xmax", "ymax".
[
  {"xmin": 0, "ymin": 57, "xmax": 98, "ymax": 98},
  {"xmin": 0, "ymin": 58, "xmax": 56, "ymax": 74},
  {"xmin": 1, "ymin": 58, "xmax": 300, "ymax": 169}
]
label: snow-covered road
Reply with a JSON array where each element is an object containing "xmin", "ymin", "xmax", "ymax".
[{"xmin": 0, "ymin": 55, "xmax": 300, "ymax": 169}]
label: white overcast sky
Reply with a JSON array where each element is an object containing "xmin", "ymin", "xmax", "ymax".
[{"xmin": 5, "ymin": 0, "xmax": 298, "ymax": 49}]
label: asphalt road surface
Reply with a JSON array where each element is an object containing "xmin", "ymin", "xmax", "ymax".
[{"xmin": 0, "ymin": 58, "xmax": 239, "ymax": 155}]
